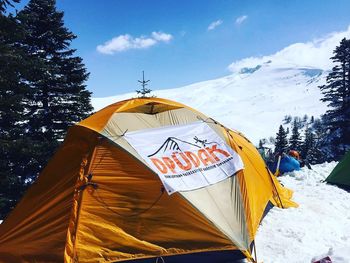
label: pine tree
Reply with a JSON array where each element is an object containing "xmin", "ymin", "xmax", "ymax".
[
  {"xmin": 0, "ymin": 0, "xmax": 19, "ymax": 12},
  {"xmin": 0, "ymin": 0, "xmax": 26, "ymax": 218},
  {"xmin": 289, "ymin": 119, "xmax": 302, "ymax": 151},
  {"xmin": 0, "ymin": 0, "xmax": 93, "ymax": 219},
  {"xmin": 300, "ymin": 127, "xmax": 325, "ymax": 164},
  {"xmin": 258, "ymin": 139, "xmax": 265, "ymax": 149},
  {"xmin": 5, "ymin": 0, "xmax": 93, "ymax": 194},
  {"xmin": 0, "ymin": 0, "xmax": 27, "ymax": 140},
  {"xmin": 136, "ymin": 71, "xmax": 153, "ymax": 98},
  {"xmin": 17, "ymin": 0, "xmax": 93, "ymax": 141},
  {"xmin": 312, "ymin": 118, "xmax": 326, "ymax": 146},
  {"xmin": 0, "ymin": 1, "xmax": 27, "ymax": 138},
  {"xmin": 0, "ymin": 0, "xmax": 35, "ymax": 218},
  {"xmin": 319, "ymin": 38, "xmax": 350, "ymax": 160},
  {"xmin": 310, "ymin": 116, "xmax": 315, "ymax": 124},
  {"xmin": 310, "ymin": 118, "xmax": 327, "ymax": 164},
  {"xmin": 283, "ymin": 115, "xmax": 292, "ymax": 125},
  {"xmin": 274, "ymin": 125, "xmax": 288, "ymax": 154},
  {"xmin": 257, "ymin": 139, "xmax": 265, "ymax": 157},
  {"xmin": 302, "ymin": 114, "xmax": 308, "ymax": 124},
  {"xmin": 293, "ymin": 116, "xmax": 303, "ymax": 129},
  {"xmin": 301, "ymin": 127, "xmax": 313, "ymax": 158}
]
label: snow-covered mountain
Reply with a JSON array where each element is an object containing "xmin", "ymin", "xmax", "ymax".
[{"xmin": 92, "ymin": 61, "xmax": 328, "ymax": 145}]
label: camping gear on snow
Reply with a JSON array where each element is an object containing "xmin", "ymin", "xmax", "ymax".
[
  {"xmin": 288, "ymin": 150, "xmax": 300, "ymax": 160},
  {"xmin": 0, "ymin": 98, "xmax": 297, "ymax": 262},
  {"xmin": 279, "ymin": 155, "xmax": 301, "ymax": 173},
  {"xmin": 312, "ymin": 256, "xmax": 332, "ymax": 263},
  {"xmin": 270, "ymin": 154, "xmax": 301, "ymax": 175},
  {"xmin": 325, "ymin": 151, "xmax": 350, "ymax": 190}
]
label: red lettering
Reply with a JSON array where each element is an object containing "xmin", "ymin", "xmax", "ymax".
[
  {"xmin": 172, "ymin": 152, "xmax": 192, "ymax": 171},
  {"xmin": 206, "ymin": 144, "xmax": 231, "ymax": 161},
  {"xmin": 198, "ymin": 149, "xmax": 216, "ymax": 166},
  {"xmin": 162, "ymin": 157, "xmax": 176, "ymax": 173},
  {"xmin": 150, "ymin": 158, "xmax": 167, "ymax": 174},
  {"xmin": 185, "ymin": 151, "xmax": 200, "ymax": 167}
]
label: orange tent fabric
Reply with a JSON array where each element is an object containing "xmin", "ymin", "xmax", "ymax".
[{"xmin": 0, "ymin": 98, "xmax": 297, "ymax": 263}]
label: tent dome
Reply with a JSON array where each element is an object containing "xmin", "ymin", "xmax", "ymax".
[
  {"xmin": 0, "ymin": 98, "xmax": 297, "ymax": 262},
  {"xmin": 326, "ymin": 151, "xmax": 350, "ymax": 190}
]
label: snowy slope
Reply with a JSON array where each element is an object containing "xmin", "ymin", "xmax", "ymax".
[
  {"xmin": 92, "ymin": 62, "xmax": 328, "ymax": 144},
  {"xmin": 255, "ymin": 162, "xmax": 350, "ymax": 263}
]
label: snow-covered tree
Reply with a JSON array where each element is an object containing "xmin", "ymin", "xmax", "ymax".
[
  {"xmin": 301, "ymin": 126, "xmax": 325, "ymax": 164},
  {"xmin": 283, "ymin": 115, "xmax": 292, "ymax": 124}
]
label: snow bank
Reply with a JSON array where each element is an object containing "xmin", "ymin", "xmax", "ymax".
[{"xmin": 255, "ymin": 162, "xmax": 350, "ymax": 263}]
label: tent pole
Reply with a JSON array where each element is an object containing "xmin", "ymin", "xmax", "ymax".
[
  {"xmin": 266, "ymin": 167, "xmax": 284, "ymax": 209},
  {"xmin": 253, "ymin": 240, "xmax": 258, "ymax": 263},
  {"xmin": 274, "ymin": 155, "xmax": 281, "ymax": 176}
]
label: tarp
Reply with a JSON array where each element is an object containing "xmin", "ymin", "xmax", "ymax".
[{"xmin": 269, "ymin": 155, "xmax": 300, "ymax": 175}]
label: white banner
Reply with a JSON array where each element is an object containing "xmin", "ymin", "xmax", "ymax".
[{"xmin": 124, "ymin": 122, "xmax": 244, "ymax": 194}]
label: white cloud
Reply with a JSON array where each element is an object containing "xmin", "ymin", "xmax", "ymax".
[
  {"xmin": 97, "ymin": 31, "xmax": 173, "ymax": 54},
  {"xmin": 151, "ymin": 31, "xmax": 173, "ymax": 42},
  {"xmin": 235, "ymin": 15, "xmax": 248, "ymax": 25},
  {"xmin": 228, "ymin": 26, "xmax": 350, "ymax": 73},
  {"xmin": 208, "ymin": 20, "xmax": 223, "ymax": 31}
]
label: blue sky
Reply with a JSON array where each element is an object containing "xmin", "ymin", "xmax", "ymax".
[{"xmin": 17, "ymin": 0, "xmax": 350, "ymax": 97}]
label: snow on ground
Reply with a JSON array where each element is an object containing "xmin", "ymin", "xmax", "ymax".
[{"xmin": 255, "ymin": 162, "xmax": 350, "ymax": 263}]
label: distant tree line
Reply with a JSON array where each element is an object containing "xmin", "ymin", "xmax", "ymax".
[
  {"xmin": 0, "ymin": 0, "xmax": 92, "ymax": 219},
  {"xmin": 259, "ymin": 115, "xmax": 325, "ymax": 165},
  {"xmin": 259, "ymin": 38, "xmax": 350, "ymax": 165}
]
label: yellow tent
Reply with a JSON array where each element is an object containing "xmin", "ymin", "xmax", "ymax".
[{"xmin": 0, "ymin": 98, "xmax": 297, "ymax": 262}]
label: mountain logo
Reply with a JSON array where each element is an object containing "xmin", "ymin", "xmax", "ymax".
[{"xmin": 147, "ymin": 136, "xmax": 218, "ymax": 157}]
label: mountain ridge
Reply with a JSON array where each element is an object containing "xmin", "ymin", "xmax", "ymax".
[{"xmin": 92, "ymin": 63, "xmax": 328, "ymax": 144}]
